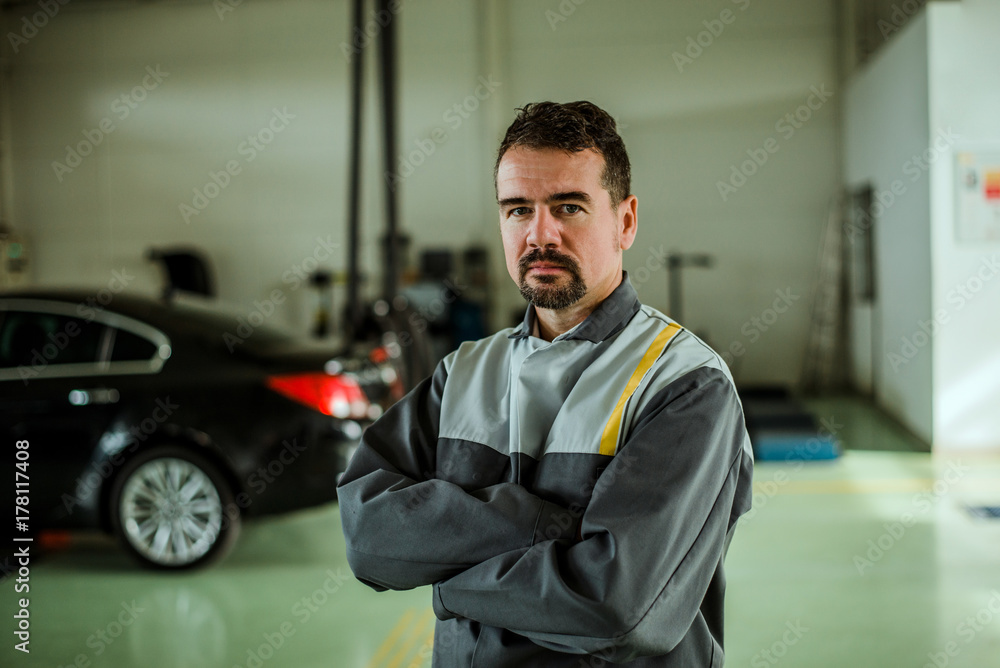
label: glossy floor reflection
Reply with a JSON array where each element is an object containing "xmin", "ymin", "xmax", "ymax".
[
  {"xmin": 726, "ymin": 450, "xmax": 1000, "ymax": 667},
  {"xmin": 2, "ymin": 401, "xmax": 999, "ymax": 667}
]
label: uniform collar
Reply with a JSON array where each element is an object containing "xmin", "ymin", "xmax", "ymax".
[{"xmin": 508, "ymin": 272, "xmax": 641, "ymax": 344}]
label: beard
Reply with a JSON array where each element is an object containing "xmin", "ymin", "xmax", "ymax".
[{"xmin": 517, "ymin": 248, "xmax": 587, "ymax": 310}]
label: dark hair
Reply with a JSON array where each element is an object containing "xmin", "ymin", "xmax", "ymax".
[{"xmin": 494, "ymin": 101, "xmax": 631, "ymax": 206}]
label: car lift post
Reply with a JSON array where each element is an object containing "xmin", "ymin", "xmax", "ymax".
[
  {"xmin": 344, "ymin": 0, "xmax": 404, "ymax": 341},
  {"xmin": 345, "ymin": 0, "xmax": 365, "ymax": 341}
]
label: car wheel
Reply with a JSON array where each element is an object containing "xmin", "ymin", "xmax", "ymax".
[{"xmin": 110, "ymin": 447, "xmax": 240, "ymax": 569}]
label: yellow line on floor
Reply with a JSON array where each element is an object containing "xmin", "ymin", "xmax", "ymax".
[
  {"xmin": 366, "ymin": 608, "xmax": 416, "ymax": 668},
  {"xmin": 389, "ymin": 627, "xmax": 435, "ymax": 668},
  {"xmin": 385, "ymin": 610, "xmax": 434, "ymax": 668},
  {"xmin": 761, "ymin": 478, "xmax": 1000, "ymax": 495},
  {"xmin": 414, "ymin": 629, "xmax": 435, "ymax": 666},
  {"xmin": 754, "ymin": 479, "xmax": 936, "ymax": 495}
]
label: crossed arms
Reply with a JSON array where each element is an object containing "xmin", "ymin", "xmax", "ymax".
[{"xmin": 337, "ymin": 361, "xmax": 752, "ymax": 661}]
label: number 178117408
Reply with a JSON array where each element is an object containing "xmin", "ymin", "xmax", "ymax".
[{"xmin": 15, "ymin": 440, "xmax": 30, "ymax": 531}]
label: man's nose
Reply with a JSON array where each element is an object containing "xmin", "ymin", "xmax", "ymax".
[{"xmin": 525, "ymin": 207, "xmax": 561, "ymax": 248}]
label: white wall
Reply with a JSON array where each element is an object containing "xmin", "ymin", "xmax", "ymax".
[
  {"xmin": 3, "ymin": 0, "xmax": 841, "ymax": 387},
  {"xmin": 3, "ymin": 0, "xmax": 496, "ymax": 334},
  {"xmin": 842, "ymin": 0, "xmax": 1000, "ymax": 452},
  {"xmin": 500, "ymin": 0, "xmax": 840, "ymax": 385},
  {"xmin": 927, "ymin": 0, "xmax": 1000, "ymax": 451},
  {"xmin": 842, "ymin": 11, "xmax": 933, "ymax": 442}
]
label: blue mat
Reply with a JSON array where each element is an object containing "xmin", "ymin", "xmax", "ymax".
[
  {"xmin": 966, "ymin": 506, "xmax": 1000, "ymax": 520},
  {"xmin": 752, "ymin": 433, "xmax": 841, "ymax": 461}
]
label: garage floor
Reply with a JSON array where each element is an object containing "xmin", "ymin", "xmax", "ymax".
[{"xmin": 3, "ymin": 396, "xmax": 1000, "ymax": 668}]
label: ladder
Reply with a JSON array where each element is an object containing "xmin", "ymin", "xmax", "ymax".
[{"xmin": 801, "ymin": 195, "xmax": 849, "ymax": 393}]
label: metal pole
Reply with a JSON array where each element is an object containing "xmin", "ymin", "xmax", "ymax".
[
  {"xmin": 345, "ymin": 0, "xmax": 366, "ymax": 339},
  {"xmin": 378, "ymin": 0, "xmax": 400, "ymax": 301}
]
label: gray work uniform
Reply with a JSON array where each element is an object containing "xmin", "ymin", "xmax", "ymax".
[{"xmin": 338, "ymin": 274, "xmax": 754, "ymax": 667}]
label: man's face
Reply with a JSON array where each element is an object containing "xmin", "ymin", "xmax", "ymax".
[{"xmin": 497, "ymin": 146, "xmax": 637, "ymax": 312}]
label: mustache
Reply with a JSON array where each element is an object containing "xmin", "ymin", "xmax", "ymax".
[{"xmin": 517, "ymin": 249, "xmax": 580, "ymax": 279}]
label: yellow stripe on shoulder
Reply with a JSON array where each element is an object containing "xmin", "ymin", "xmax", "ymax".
[{"xmin": 598, "ymin": 323, "xmax": 683, "ymax": 456}]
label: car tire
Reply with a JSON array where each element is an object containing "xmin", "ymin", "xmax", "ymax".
[{"xmin": 109, "ymin": 446, "xmax": 240, "ymax": 569}]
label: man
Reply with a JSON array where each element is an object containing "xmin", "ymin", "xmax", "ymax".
[{"xmin": 338, "ymin": 101, "xmax": 753, "ymax": 666}]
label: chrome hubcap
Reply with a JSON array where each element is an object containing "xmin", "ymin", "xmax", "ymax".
[{"xmin": 120, "ymin": 457, "xmax": 223, "ymax": 566}]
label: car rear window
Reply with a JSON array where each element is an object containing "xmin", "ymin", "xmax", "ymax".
[
  {"xmin": 110, "ymin": 328, "xmax": 159, "ymax": 362},
  {"xmin": 0, "ymin": 311, "xmax": 104, "ymax": 368}
]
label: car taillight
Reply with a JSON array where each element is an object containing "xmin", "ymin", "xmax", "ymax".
[{"xmin": 267, "ymin": 372, "xmax": 370, "ymax": 419}]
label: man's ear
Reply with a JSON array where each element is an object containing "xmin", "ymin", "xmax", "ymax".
[{"xmin": 619, "ymin": 195, "xmax": 638, "ymax": 251}]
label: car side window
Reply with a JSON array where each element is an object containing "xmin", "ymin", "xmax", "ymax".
[
  {"xmin": 110, "ymin": 328, "xmax": 159, "ymax": 362},
  {"xmin": 0, "ymin": 311, "xmax": 104, "ymax": 368}
]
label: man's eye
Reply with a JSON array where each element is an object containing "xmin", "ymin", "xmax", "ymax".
[
  {"xmin": 510, "ymin": 207, "xmax": 530, "ymax": 217},
  {"xmin": 561, "ymin": 204, "xmax": 582, "ymax": 214}
]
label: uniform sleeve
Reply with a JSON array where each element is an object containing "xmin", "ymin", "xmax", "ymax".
[
  {"xmin": 430, "ymin": 366, "xmax": 754, "ymax": 662},
  {"xmin": 336, "ymin": 360, "xmax": 579, "ymax": 592}
]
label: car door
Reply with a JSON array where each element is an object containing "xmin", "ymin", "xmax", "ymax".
[
  {"xmin": 0, "ymin": 301, "xmax": 125, "ymax": 531},
  {"xmin": 0, "ymin": 299, "xmax": 172, "ymax": 531}
]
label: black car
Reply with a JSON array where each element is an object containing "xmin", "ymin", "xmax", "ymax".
[{"xmin": 1, "ymin": 289, "xmax": 402, "ymax": 569}]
